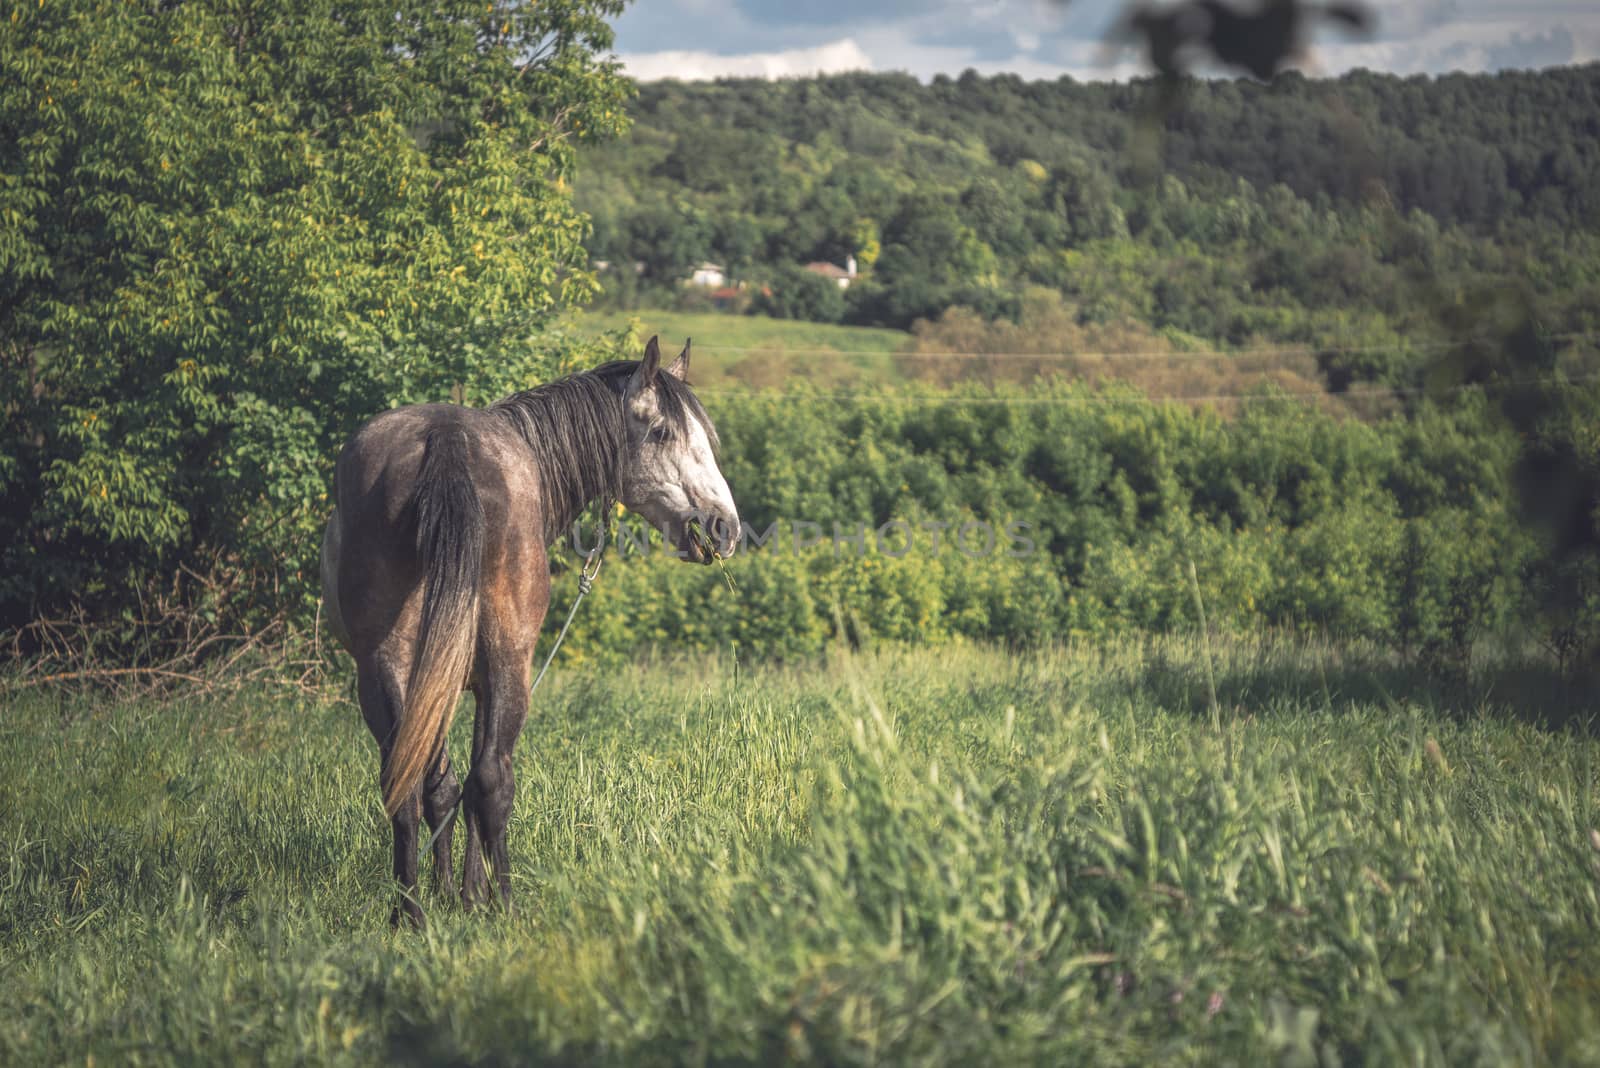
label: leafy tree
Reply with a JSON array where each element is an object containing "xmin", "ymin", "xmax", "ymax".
[
  {"xmin": 0, "ymin": 0, "xmax": 630, "ymax": 632},
  {"xmin": 960, "ymin": 177, "xmax": 1031, "ymax": 261},
  {"xmin": 848, "ymin": 217, "xmax": 882, "ymax": 274},
  {"xmin": 751, "ymin": 265, "xmax": 847, "ymax": 324},
  {"xmin": 628, "ymin": 199, "xmax": 713, "ymax": 283}
]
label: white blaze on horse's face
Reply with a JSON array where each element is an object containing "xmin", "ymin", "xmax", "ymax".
[{"xmin": 619, "ymin": 338, "xmax": 741, "ymax": 564}]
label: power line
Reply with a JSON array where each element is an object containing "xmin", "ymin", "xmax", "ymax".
[
  {"xmin": 696, "ymin": 370, "xmax": 1600, "ymax": 408},
  {"xmin": 697, "ymin": 342, "xmax": 1365, "ymax": 360},
  {"xmin": 687, "ymin": 330, "xmax": 1598, "ymax": 362}
]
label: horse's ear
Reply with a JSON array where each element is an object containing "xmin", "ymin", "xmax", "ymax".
[
  {"xmin": 631, "ymin": 335, "xmax": 662, "ymax": 395},
  {"xmin": 667, "ymin": 339, "xmax": 690, "ymax": 381}
]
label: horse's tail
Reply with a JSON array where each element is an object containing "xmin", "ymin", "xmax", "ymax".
[{"xmin": 383, "ymin": 428, "xmax": 483, "ymax": 818}]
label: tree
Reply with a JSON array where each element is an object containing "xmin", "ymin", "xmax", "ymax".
[
  {"xmin": 848, "ymin": 217, "xmax": 882, "ymax": 275},
  {"xmin": 752, "ymin": 265, "xmax": 847, "ymax": 324},
  {"xmin": 0, "ymin": 0, "xmax": 631, "ymax": 632},
  {"xmin": 629, "ymin": 199, "xmax": 713, "ymax": 283}
]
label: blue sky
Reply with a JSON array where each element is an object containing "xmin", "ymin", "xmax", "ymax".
[{"xmin": 611, "ymin": 1, "xmax": 1598, "ymax": 82}]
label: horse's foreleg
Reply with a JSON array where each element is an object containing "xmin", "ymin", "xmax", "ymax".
[
  {"xmin": 461, "ymin": 658, "xmax": 530, "ymax": 911},
  {"xmin": 358, "ymin": 663, "xmax": 425, "ymax": 928}
]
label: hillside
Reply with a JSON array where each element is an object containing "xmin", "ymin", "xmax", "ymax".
[{"xmin": 574, "ymin": 66, "xmax": 1600, "ymax": 391}]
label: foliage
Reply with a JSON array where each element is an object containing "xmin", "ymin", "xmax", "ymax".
[
  {"xmin": 576, "ymin": 67, "xmax": 1600, "ymax": 372},
  {"xmin": 520, "ymin": 380, "xmax": 1585, "ymax": 668},
  {"xmin": 0, "ymin": 0, "xmax": 631, "ymax": 632},
  {"xmin": 749, "ymin": 263, "xmax": 847, "ymax": 324},
  {"xmin": 2, "ymin": 642, "xmax": 1598, "ymax": 1064},
  {"xmin": 1494, "ymin": 368, "xmax": 1600, "ymax": 670}
]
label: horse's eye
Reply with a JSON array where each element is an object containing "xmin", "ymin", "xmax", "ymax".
[{"xmin": 644, "ymin": 424, "xmax": 670, "ymax": 445}]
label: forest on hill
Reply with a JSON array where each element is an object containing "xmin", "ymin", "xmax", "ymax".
[{"xmin": 577, "ymin": 65, "xmax": 1600, "ymax": 389}]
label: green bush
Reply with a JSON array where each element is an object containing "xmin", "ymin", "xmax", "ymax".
[
  {"xmin": 0, "ymin": 0, "xmax": 630, "ymax": 635},
  {"xmin": 529, "ymin": 380, "xmax": 1583, "ymax": 665},
  {"xmin": 750, "ymin": 264, "xmax": 848, "ymax": 324}
]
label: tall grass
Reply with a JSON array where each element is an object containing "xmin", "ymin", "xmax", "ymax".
[{"xmin": 2, "ymin": 639, "xmax": 1597, "ymax": 1065}]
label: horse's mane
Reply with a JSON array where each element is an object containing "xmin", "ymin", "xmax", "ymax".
[{"xmin": 490, "ymin": 361, "xmax": 716, "ymax": 538}]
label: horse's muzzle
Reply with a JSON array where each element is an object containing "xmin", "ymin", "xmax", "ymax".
[{"xmin": 679, "ymin": 512, "xmax": 739, "ymax": 563}]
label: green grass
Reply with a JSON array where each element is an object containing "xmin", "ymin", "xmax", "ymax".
[
  {"xmin": 565, "ymin": 308, "xmax": 912, "ymax": 389},
  {"xmin": 3, "ymin": 639, "xmax": 1599, "ymax": 1065}
]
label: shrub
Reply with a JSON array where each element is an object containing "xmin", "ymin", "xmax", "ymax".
[
  {"xmin": 0, "ymin": 0, "xmax": 631, "ymax": 640},
  {"xmin": 750, "ymin": 266, "xmax": 847, "ymax": 324}
]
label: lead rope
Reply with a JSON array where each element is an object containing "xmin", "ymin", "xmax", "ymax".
[
  {"xmin": 421, "ymin": 502, "xmax": 611, "ymax": 859},
  {"xmin": 527, "ymin": 535, "xmax": 605, "ymax": 697}
]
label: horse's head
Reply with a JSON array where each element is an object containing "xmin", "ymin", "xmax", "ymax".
[{"xmin": 618, "ymin": 336, "xmax": 740, "ymax": 564}]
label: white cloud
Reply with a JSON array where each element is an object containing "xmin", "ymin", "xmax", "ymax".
[
  {"xmin": 618, "ymin": 38, "xmax": 874, "ymax": 82},
  {"xmin": 612, "ymin": 1, "xmax": 1600, "ymax": 82},
  {"xmin": 1315, "ymin": 15, "xmax": 1597, "ymax": 74}
]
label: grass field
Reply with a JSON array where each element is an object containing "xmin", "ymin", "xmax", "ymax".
[
  {"xmin": 558, "ymin": 309, "xmax": 1365, "ymax": 414},
  {"xmin": 565, "ymin": 308, "xmax": 912, "ymax": 390},
  {"xmin": 3, "ymin": 639, "xmax": 1599, "ymax": 1065}
]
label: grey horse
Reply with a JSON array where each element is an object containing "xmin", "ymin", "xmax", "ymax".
[{"xmin": 321, "ymin": 337, "xmax": 739, "ymax": 923}]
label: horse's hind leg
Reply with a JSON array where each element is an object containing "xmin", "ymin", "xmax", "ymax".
[
  {"xmin": 422, "ymin": 749, "xmax": 462, "ymax": 900},
  {"xmin": 356, "ymin": 660, "xmax": 425, "ymax": 927},
  {"xmin": 461, "ymin": 655, "xmax": 531, "ymax": 910}
]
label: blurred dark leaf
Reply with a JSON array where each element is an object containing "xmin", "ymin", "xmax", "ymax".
[{"xmin": 1099, "ymin": 0, "xmax": 1376, "ymax": 83}]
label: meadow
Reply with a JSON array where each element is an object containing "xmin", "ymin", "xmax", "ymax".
[
  {"xmin": 564, "ymin": 308, "xmax": 914, "ymax": 389},
  {"xmin": 3, "ymin": 638, "xmax": 1598, "ymax": 1066}
]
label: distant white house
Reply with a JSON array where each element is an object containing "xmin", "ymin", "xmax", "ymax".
[
  {"xmin": 689, "ymin": 262, "xmax": 725, "ymax": 287},
  {"xmin": 804, "ymin": 254, "xmax": 858, "ymax": 290}
]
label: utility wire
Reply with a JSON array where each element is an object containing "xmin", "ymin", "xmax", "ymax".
[
  {"xmin": 685, "ymin": 330, "xmax": 1598, "ymax": 362},
  {"xmin": 697, "ymin": 370, "xmax": 1600, "ymax": 408}
]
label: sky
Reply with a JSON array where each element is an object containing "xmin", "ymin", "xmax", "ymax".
[{"xmin": 611, "ymin": 0, "xmax": 1600, "ymax": 83}]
